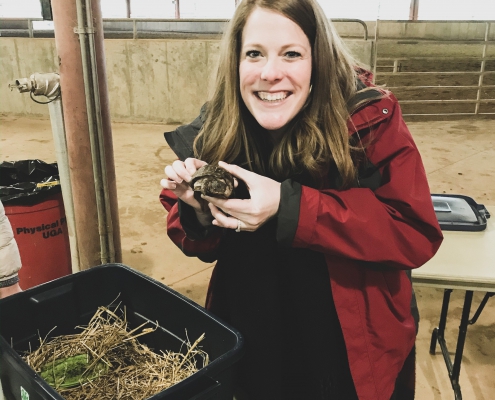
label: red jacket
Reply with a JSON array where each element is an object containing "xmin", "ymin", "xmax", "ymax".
[{"xmin": 160, "ymin": 91, "xmax": 443, "ymax": 399}]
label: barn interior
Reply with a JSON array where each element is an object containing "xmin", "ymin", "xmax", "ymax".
[{"xmin": 0, "ymin": 2, "xmax": 494, "ymax": 399}]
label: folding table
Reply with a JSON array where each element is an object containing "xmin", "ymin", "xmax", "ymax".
[{"xmin": 412, "ymin": 208, "xmax": 494, "ymax": 400}]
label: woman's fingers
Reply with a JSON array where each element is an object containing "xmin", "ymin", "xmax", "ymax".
[
  {"xmin": 218, "ymin": 161, "xmax": 254, "ymax": 188},
  {"xmin": 165, "ymin": 158, "xmax": 208, "ymax": 184},
  {"xmin": 209, "ymin": 203, "xmax": 236, "ymax": 229},
  {"xmin": 164, "ymin": 164, "xmax": 182, "ymax": 183},
  {"xmin": 204, "ymin": 196, "xmax": 245, "ymax": 217},
  {"xmin": 207, "ymin": 162, "xmax": 281, "ymax": 231},
  {"xmin": 172, "ymin": 160, "xmax": 191, "ymax": 182},
  {"xmin": 160, "ymin": 178, "xmax": 176, "ymax": 190},
  {"xmin": 209, "ymin": 203, "xmax": 250, "ymax": 232},
  {"xmin": 184, "ymin": 158, "xmax": 207, "ymax": 177}
]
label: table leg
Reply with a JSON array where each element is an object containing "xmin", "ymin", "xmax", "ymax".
[
  {"xmin": 430, "ymin": 289, "xmax": 453, "ymax": 355},
  {"xmin": 429, "ymin": 289, "xmax": 493, "ymax": 399},
  {"xmin": 431, "ymin": 290, "xmax": 475, "ymax": 400},
  {"xmin": 468, "ymin": 293, "xmax": 494, "ymax": 325},
  {"xmin": 450, "ymin": 290, "xmax": 473, "ymax": 399}
]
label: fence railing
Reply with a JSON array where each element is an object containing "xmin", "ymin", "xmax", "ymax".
[
  {"xmin": 0, "ymin": 18, "xmax": 368, "ymax": 40},
  {"xmin": 374, "ymin": 21, "xmax": 494, "ymax": 117}
]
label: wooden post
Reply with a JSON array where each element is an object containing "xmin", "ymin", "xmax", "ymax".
[{"xmin": 409, "ymin": 0, "xmax": 419, "ymax": 21}]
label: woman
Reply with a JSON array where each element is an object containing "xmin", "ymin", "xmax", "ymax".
[{"xmin": 160, "ymin": 1, "xmax": 442, "ymax": 399}]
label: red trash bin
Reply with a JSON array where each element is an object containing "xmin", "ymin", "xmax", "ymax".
[{"xmin": 3, "ymin": 192, "xmax": 72, "ymax": 290}]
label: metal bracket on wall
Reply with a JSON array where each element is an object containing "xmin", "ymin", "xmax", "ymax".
[{"xmin": 74, "ymin": 27, "xmax": 95, "ymax": 34}]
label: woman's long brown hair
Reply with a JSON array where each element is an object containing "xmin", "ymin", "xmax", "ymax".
[{"xmin": 195, "ymin": 0, "xmax": 378, "ymax": 189}]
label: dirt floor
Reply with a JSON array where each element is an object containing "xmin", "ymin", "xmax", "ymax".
[{"xmin": 1, "ymin": 115, "xmax": 494, "ymax": 399}]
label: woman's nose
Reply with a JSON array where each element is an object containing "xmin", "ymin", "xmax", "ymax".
[{"xmin": 260, "ymin": 58, "xmax": 283, "ymax": 82}]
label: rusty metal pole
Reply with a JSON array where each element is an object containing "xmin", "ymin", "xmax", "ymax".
[
  {"xmin": 50, "ymin": 0, "xmax": 122, "ymax": 269},
  {"xmin": 86, "ymin": 0, "xmax": 122, "ymax": 262},
  {"xmin": 91, "ymin": 0, "xmax": 122, "ymax": 263}
]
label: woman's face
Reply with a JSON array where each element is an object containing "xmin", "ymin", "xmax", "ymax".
[{"xmin": 239, "ymin": 7, "xmax": 312, "ymax": 134}]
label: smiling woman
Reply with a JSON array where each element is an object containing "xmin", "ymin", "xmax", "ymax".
[
  {"xmin": 239, "ymin": 8, "xmax": 312, "ymax": 134},
  {"xmin": 192, "ymin": 0, "xmax": 363, "ymax": 188},
  {"xmin": 159, "ymin": 0, "xmax": 443, "ymax": 399}
]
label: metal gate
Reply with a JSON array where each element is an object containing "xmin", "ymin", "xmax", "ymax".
[{"xmin": 373, "ymin": 20, "xmax": 495, "ymax": 117}]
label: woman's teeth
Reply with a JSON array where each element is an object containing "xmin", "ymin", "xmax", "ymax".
[{"xmin": 257, "ymin": 91, "xmax": 289, "ymax": 102}]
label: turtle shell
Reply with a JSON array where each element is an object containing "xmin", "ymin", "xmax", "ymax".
[{"xmin": 190, "ymin": 164, "xmax": 234, "ymax": 199}]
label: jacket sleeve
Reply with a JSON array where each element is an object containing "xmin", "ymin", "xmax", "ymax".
[
  {"xmin": 161, "ymin": 104, "xmax": 222, "ymax": 262},
  {"xmin": 0, "ymin": 201, "xmax": 22, "ymax": 287},
  {"xmin": 276, "ymin": 94, "xmax": 443, "ymax": 270},
  {"xmin": 160, "ymin": 188, "xmax": 222, "ymax": 263}
]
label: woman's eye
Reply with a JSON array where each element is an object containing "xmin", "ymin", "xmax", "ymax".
[
  {"xmin": 246, "ymin": 50, "xmax": 261, "ymax": 58},
  {"xmin": 285, "ymin": 51, "xmax": 301, "ymax": 59}
]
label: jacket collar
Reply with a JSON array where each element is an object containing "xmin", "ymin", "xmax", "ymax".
[{"xmin": 348, "ymin": 93, "xmax": 395, "ymax": 133}]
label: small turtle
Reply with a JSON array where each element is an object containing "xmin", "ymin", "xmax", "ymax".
[
  {"xmin": 189, "ymin": 164, "xmax": 235, "ymax": 212},
  {"xmin": 190, "ymin": 164, "xmax": 234, "ymax": 199}
]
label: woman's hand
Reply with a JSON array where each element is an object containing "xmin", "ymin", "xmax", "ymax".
[
  {"xmin": 203, "ymin": 161, "xmax": 281, "ymax": 232},
  {"xmin": 161, "ymin": 158, "xmax": 212, "ymax": 225}
]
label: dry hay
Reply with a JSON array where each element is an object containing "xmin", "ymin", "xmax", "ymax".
[{"xmin": 22, "ymin": 304, "xmax": 209, "ymax": 400}]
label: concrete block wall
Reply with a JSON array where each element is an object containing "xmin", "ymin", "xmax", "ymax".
[
  {"xmin": 105, "ymin": 39, "xmax": 221, "ymax": 124},
  {"xmin": 0, "ymin": 37, "xmax": 372, "ymax": 124}
]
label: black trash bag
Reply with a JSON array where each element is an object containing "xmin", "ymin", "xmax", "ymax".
[{"xmin": 0, "ymin": 160, "xmax": 61, "ymax": 205}]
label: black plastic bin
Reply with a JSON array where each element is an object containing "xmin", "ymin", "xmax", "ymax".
[{"xmin": 0, "ymin": 264, "xmax": 244, "ymax": 400}]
